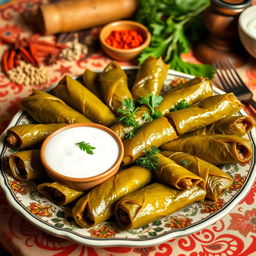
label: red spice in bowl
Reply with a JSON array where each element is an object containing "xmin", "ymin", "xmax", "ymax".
[
  {"xmin": 100, "ymin": 20, "xmax": 151, "ymax": 61},
  {"xmin": 105, "ymin": 30, "xmax": 144, "ymax": 49}
]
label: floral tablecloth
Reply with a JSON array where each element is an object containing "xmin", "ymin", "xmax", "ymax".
[{"xmin": 1, "ymin": 0, "xmax": 256, "ymax": 255}]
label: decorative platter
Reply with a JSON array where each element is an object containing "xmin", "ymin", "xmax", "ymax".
[{"xmin": 0, "ymin": 68, "xmax": 255, "ymax": 247}]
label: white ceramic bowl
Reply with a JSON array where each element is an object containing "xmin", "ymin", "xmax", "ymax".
[{"xmin": 238, "ymin": 5, "xmax": 256, "ymax": 58}]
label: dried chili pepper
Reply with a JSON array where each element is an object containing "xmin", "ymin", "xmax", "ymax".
[
  {"xmin": 8, "ymin": 49, "xmax": 16, "ymax": 69},
  {"xmin": 29, "ymin": 42, "xmax": 40, "ymax": 66},
  {"xmin": 32, "ymin": 44, "xmax": 60, "ymax": 55},
  {"xmin": 33, "ymin": 40, "xmax": 66, "ymax": 49},
  {"xmin": 20, "ymin": 47, "xmax": 36, "ymax": 66},
  {"xmin": 2, "ymin": 49, "xmax": 10, "ymax": 72},
  {"xmin": 105, "ymin": 30, "xmax": 144, "ymax": 49},
  {"xmin": 29, "ymin": 33, "xmax": 40, "ymax": 41}
]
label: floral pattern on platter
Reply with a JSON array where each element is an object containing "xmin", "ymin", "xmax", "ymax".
[
  {"xmin": 165, "ymin": 217, "xmax": 192, "ymax": 229},
  {"xmin": 28, "ymin": 202, "xmax": 52, "ymax": 217},
  {"xmin": 88, "ymin": 224, "xmax": 119, "ymax": 238}
]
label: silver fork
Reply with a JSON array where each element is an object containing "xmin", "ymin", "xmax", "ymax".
[{"xmin": 214, "ymin": 59, "xmax": 256, "ymax": 110}]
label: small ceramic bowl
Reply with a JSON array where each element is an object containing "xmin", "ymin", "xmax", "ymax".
[
  {"xmin": 100, "ymin": 20, "xmax": 151, "ymax": 61},
  {"xmin": 40, "ymin": 123, "xmax": 124, "ymax": 191},
  {"xmin": 238, "ymin": 5, "xmax": 256, "ymax": 58}
]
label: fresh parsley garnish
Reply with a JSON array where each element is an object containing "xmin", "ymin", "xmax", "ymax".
[
  {"xmin": 181, "ymin": 159, "xmax": 190, "ymax": 167},
  {"xmin": 76, "ymin": 141, "xmax": 95, "ymax": 155},
  {"xmin": 170, "ymin": 99, "xmax": 189, "ymax": 112},
  {"xmin": 139, "ymin": 94, "xmax": 163, "ymax": 120},
  {"xmin": 125, "ymin": 130, "xmax": 136, "ymax": 139},
  {"xmin": 142, "ymin": 112, "xmax": 153, "ymax": 122},
  {"xmin": 117, "ymin": 99, "xmax": 140, "ymax": 129},
  {"xmin": 135, "ymin": 146, "xmax": 160, "ymax": 171}
]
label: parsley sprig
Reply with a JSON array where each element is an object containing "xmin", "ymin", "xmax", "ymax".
[
  {"xmin": 76, "ymin": 141, "xmax": 95, "ymax": 155},
  {"xmin": 139, "ymin": 94, "xmax": 163, "ymax": 120},
  {"xmin": 135, "ymin": 146, "xmax": 160, "ymax": 171},
  {"xmin": 181, "ymin": 159, "xmax": 190, "ymax": 167},
  {"xmin": 170, "ymin": 99, "xmax": 189, "ymax": 111},
  {"xmin": 117, "ymin": 99, "xmax": 140, "ymax": 129}
]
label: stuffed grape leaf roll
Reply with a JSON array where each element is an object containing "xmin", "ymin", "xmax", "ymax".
[
  {"xmin": 53, "ymin": 75, "xmax": 116, "ymax": 126},
  {"xmin": 123, "ymin": 117, "xmax": 178, "ymax": 165},
  {"xmin": 162, "ymin": 135, "xmax": 252, "ymax": 165},
  {"xmin": 9, "ymin": 149, "xmax": 46, "ymax": 181},
  {"xmin": 72, "ymin": 166, "xmax": 152, "ymax": 227},
  {"xmin": 161, "ymin": 151, "xmax": 233, "ymax": 201},
  {"xmin": 166, "ymin": 93, "xmax": 243, "ymax": 135},
  {"xmin": 37, "ymin": 182, "xmax": 83, "ymax": 206},
  {"xmin": 6, "ymin": 124, "xmax": 66, "ymax": 149},
  {"xmin": 186, "ymin": 116, "xmax": 255, "ymax": 137},
  {"xmin": 99, "ymin": 61, "xmax": 132, "ymax": 113},
  {"xmin": 115, "ymin": 183, "xmax": 206, "ymax": 229},
  {"xmin": 21, "ymin": 89, "xmax": 92, "ymax": 124},
  {"xmin": 131, "ymin": 56, "xmax": 169, "ymax": 100}
]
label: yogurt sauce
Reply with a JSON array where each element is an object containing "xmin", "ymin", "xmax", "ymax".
[
  {"xmin": 44, "ymin": 126, "xmax": 120, "ymax": 179},
  {"xmin": 246, "ymin": 18, "xmax": 256, "ymax": 36}
]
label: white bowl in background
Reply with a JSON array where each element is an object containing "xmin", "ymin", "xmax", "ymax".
[{"xmin": 239, "ymin": 5, "xmax": 256, "ymax": 58}]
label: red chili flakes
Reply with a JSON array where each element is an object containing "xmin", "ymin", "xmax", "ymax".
[{"xmin": 105, "ymin": 30, "xmax": 144, "ymax": 49}]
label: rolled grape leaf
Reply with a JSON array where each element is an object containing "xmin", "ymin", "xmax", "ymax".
[
  {"xmin": 123, "ymin": 117, "xmax": 178, "ymax": 165},
  {"xmin": 156, "ymin": 76, "xmax": 213, "ymax": 115},
  {"xmin": 115, "ymin": 183, "xmax": 206, "ymax": 229},
  {"xmin": 131, "ymin": 56, "xmax": 169, "ymax": 100},
  {"xmin": 72, "ymin": 166, "xmax": 152, "ymax": 227},
  {"xmin": 154, "ymin": 153, "xmax": 203, "ymax": 189},
  {"xmin": 53, "ymin": 75, "xmax": 116, "ymax": 126},
  {"xmin": 166, "ymin": 93, "xmax": 243, "ymax": 135},
  {"xmin": 9, "ymin": 149, "xmax": 46, "ymax": 181},
  {"xmin": 21, "ymin": 89, "xmax": 92, "ymax": 124},
  {"xmin": 186, "ymin": 115, "xmax": 255, "ymax": 137},
  {"xmin": 6, "ymin": 123, "xmax": 66, "ymax": 149},
  {"xmin": 99, "ymin": 61, "xmax": 132, "ymax": 113},
  {"xmin": 161, "ymin": 135, "xmax": 252, "ymax": 165},
  {"xmin": 83, "ymin": 69, "xmax": 102, "ymax": 99},
  {"xmin": 37, "ymin": 182, "xmax": 83, "ymax": 206},
  {"xmin": 161, "ymin": 151, "xmax": 233, "ymax": 201}
]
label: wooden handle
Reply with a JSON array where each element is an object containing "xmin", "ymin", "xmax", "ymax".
[{"xmin": 38, "ymin": 0, "xmax": 137, "ymax": 35}]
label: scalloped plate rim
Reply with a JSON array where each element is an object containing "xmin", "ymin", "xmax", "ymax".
[{"xmin": 0, "ymin": 68, "xmax": 255, "ymax": 247}]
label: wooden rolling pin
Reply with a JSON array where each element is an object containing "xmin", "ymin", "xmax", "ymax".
[{"xmin": 38, "ymin": 0, "xmax": 137, "ymax": 35}]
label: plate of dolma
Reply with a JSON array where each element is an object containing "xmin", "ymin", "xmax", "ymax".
[{"xmin": 0, "ymin": 63, "xmax": 255, "ymax": 247}]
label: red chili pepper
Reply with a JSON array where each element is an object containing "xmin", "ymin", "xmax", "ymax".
[
  {"xmin": 2, "ymin": 49, "xmax": 10, "ymax": 73},
  {"xmin": 19, "ymin": 47, "xmax": 36, "ymax": 66},
  {"xmin": 8, "ymin": 49, "xmax": 16, "ymax": 69},
  {"xmin": 2, "ymin": 37, "xmax": 15, "ymax": 45},
  {"xmin": 29, "ymin": 42, "xmax": 40, "ymax": 66},
  {"xmin": 32, "ymin": 44, "xmax": 60, "ymax": 55},
  {"xmin": 32, "ymin": 40, "xmax": 66, "ymax": 49},
  {"xmin": 29, "ymin": 34, "xmax": 41, "ymax": 41},
  {"xmin": 105, "ymin": 30, "xmax": 144, "ymax": 50}
]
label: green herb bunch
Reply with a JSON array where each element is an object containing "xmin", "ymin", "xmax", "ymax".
[
  {"xmin": 139, "ymin": 94, "xmax": 163, "ymax": 120},
  {"xmin": 135, "ymin": 146, "xmax": 160, "ymax": 170},
  {"xmin": 136, "ymin": 0, "xmax": 215, "ymax": 78},
  {"xmin": 117, "ymin": 95, "xmax": 164, "ymax": 138},
  {"xmin": 117, "ymin": 98, "xmax": 140, "ymax": 129},
  {"xmin": 170, "ymin": 99, "xmax": 190, "ymax": 111}
]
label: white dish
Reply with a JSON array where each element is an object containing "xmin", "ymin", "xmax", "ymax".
[
  {"xmin": 0, "ymin": 69, "xmax": 255, "ymax": 247},
  {"xmin": 239, "ymin": 5, "xmax": 256, "ymax": 58}
]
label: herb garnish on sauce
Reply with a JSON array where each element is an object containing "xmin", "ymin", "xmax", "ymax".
[{"xmin": 76, "ymin": 141, "xmax": 95, "ymax": 155}]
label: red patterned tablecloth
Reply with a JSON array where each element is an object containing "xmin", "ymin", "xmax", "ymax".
[{"xmin": 0, "ymin": 1, "xmax": 256, "ymax": 255}]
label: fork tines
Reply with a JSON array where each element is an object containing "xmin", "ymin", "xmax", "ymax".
[{"xmin": 213, "ymin": 59, "xmax": 247, "ymax": 93}]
